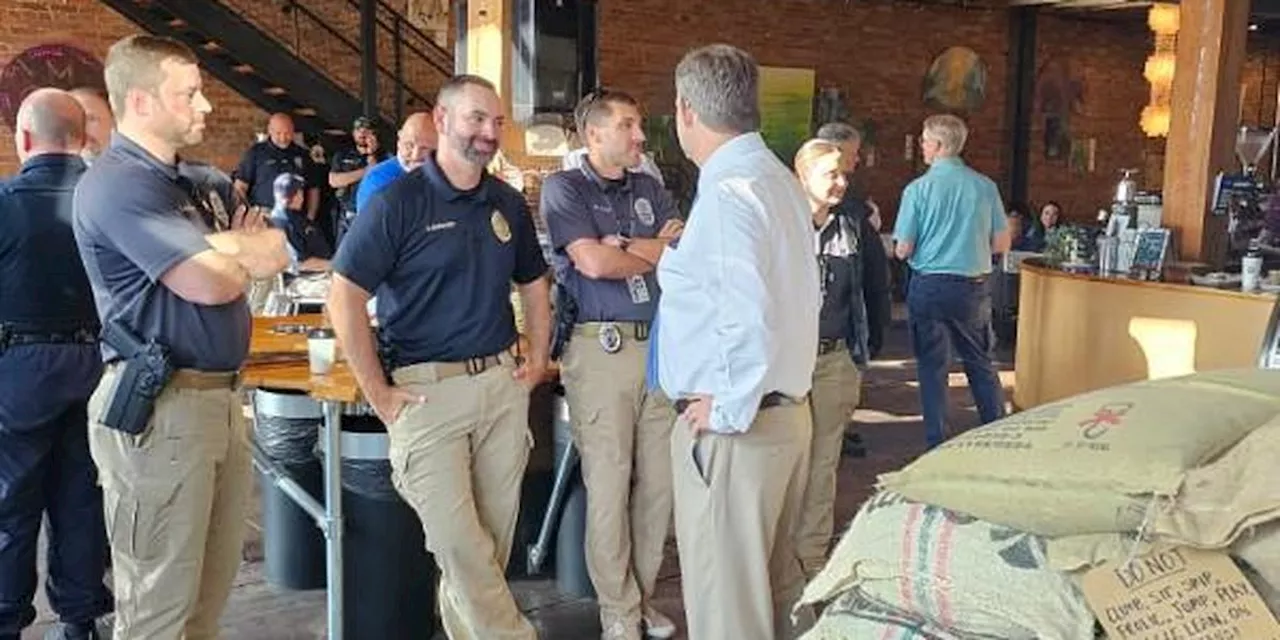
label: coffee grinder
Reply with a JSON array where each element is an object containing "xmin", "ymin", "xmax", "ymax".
[{"xmin": 1223, "ymin": 126, "xmax": 1277, "ymax": 260}]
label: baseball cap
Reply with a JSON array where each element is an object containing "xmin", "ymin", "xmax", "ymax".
[
  {"xmin": 273, "ymin": 173, "xmax": 307, "ymax": 202},
  {"xmin": 352, "ymin": 116, "xmax": 375, "ymax": 132}
]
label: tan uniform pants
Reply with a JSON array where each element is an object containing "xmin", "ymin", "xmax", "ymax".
[
  {"xmin": 797, "ymin": 347, "xmax": 863, "ymax": 578},
  {"xmin": 560, "ymin": 324, "xmax": 675, "ymax": 634},
  {"xmin": 389, "ymin": 360, "xmax": 536, "ymax": 640},
  {"xmin": 88, "ymin": 367, "xmax": 251, "ymax": 640},
  {"xmin": 672, "ymin": 401, "xmax": 816, "ymax": 640}
]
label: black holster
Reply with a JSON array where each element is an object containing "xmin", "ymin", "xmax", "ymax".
[
  {"xmin": 550, "ymin": 283, "xmax": 579, "ymax": 361},
  {"xmin": 99, "ymin": 321, "xmax": 174, "ymax": 435}
]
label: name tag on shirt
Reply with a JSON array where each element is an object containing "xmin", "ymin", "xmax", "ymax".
[{"xmin": 627, "ymin": 275, "xmax": 651, "ymax": 304}]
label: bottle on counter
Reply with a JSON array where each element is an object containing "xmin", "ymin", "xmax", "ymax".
[{"xmin": 1243, "ymin": 238, "xmax": 1264, "ymax": 292}]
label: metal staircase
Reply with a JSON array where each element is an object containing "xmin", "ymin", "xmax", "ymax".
[{"xmin": 100, "ymin": 0, "xmax": 452, "ymax": 144}]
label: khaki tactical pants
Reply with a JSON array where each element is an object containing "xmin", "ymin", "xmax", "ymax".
[
  {"xmin": 389, "ymin": 360, "xmax": 536, "ymax": 640},
  {"xmin": 88, "ymin": 367, "xmax": 251, "ymax": 640},
  {"xmin": 672, "ymin": 401, "xmax": 816, "ymax": 640},
  {"xmin": 797, "ymin": 347, "xmax": 863, "ymax": 578},
  {"xmin": 560, "ymin": 324, "xmax": 675, "ymax": 634}
]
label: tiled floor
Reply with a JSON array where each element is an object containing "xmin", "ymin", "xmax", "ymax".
[{"xmin": 22, "ymin": 319, "xmax": 1015, "ymax": 639}]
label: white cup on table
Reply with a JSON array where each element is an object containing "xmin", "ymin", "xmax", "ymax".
[{"xmin": 307, "ymin": 328, "xmax": 337, "ymax": 375}]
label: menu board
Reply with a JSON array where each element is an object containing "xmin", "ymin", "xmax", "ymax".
[{"xmin": 1081, "ymin": 546, "xmax": 1280, "ymax": 640}]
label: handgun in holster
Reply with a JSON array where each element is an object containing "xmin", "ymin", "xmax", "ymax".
[
  {"xmin": 99, "ymin": 320, "xmax": 174, "ymax": 435},
  {"xmin": 550, "ymin": 282, "xmax": 579, "ymax": 361}
]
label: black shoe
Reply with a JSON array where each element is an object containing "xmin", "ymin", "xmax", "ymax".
[{"xmin": 842, "ymin": 431, "xmax": 868, "ymax": 458}]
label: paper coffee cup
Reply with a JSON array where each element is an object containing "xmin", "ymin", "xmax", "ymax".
[{"xmin": 308, "ymin": 328, "xmax": 337, "ymax": 375}]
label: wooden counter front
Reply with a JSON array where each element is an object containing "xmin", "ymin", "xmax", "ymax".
[{"xmin": 1013, "ymin": 260, "xmax": 1277, "ymax": 409}]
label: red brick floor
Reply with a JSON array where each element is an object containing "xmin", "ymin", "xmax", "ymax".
[{"xmin": 23, "ymin": 318, "xmax": 1016, "ymax": 639}]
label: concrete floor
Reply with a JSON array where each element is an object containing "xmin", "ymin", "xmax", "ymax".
[{"xmin": 22, "ymin": 317, "xmax": 1016, "ymax": 639}]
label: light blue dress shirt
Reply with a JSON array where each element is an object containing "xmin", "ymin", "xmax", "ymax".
[
  {"xmin": 893, "ymin": 156, "xmax": 1007, "ymax": 277},
  {"xmin": 654, "ymin": 132, "xmax": 821, "ymax": 434}
]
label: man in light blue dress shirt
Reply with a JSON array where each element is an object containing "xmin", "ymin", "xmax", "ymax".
[
  {"xmin": 893, "ymin": 114, "xmax": 1010, "ymax": 449},
  {"xmin": 655, "ymin": 44, "xmax": 821, "ymax": 640}
]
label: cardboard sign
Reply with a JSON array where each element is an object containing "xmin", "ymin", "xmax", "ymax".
[{"xmin": 1082, "ymin": 546, "xmax": 1280, "ymax": 640}]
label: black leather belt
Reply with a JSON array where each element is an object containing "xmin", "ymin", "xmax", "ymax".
[
  {"xmin": 0, "ymin": 326, "xmax": 98, "ymax": 349},
  {"xmin": 674, "ymin": 391, "xmax": 793, "ymax": 415},
  {"xmin": 818, "ymin": 338, "xmax": 844, "ymax": 356}
]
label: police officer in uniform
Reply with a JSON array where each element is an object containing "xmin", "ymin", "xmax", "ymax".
[
  {"xmin": 329, "ymin": 116, "xmax": 389, "ymax": 244},
  {"xmin": 0, "ymin": 88, "xmax": 112, "ymax": 640},
  {"xmin": 327, "ymin": 74, "xmax": 550, "ymax": 640},
  {"xmin": 73, "ymin": 35, "xmax": 289, "ymax": 639},
  {"xmin": 233, "ymin": 112, "xmax": 319, "ymax": 219},
  {"xmin": 271, "ymin": 172, "xmax": 332, "ymax": 273},
  {"xmin": 540, "ymin": 89, "xmax": 681, "ymax": 640},
  {"xmin": 792, "ymin": 139, "xmax": 868, "ymax": 579}
]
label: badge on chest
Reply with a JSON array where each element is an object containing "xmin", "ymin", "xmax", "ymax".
[{"xmin": 490, "ymin": 210, "xmax": 512, "ymax": 243}]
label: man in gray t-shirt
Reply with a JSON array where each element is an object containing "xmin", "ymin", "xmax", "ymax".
[{"xmin": 72, "ymin": 34, "xmax": 288, "ymax": 639}]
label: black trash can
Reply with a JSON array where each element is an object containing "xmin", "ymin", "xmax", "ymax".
[
  {"xmin": 253, "ymin": 389, "xmax": 326, "ymax": 591},
  {"xmin": 323, "ymin": 410, "xmax": 438, "ymax": 639},
  {"xmin": 551, "ymin": 391, "xmax": 594, "ymax": 599}
]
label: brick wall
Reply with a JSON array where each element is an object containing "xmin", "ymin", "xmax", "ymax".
[
  {"xmin": 598, "ymin": 0, "xmax": 1012, "ymax": 224},
  {"xmin": 0, "ymin": 0, "xmax": 265, "ymax": 176},
  {"xmin": 1027, "ymin": 14, "xmax": 1152, "ymax": 223}
]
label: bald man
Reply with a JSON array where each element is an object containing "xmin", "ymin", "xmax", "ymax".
[
  {"xmin": 233, "ymin": 112, "xmax": 320, "ymax": 219},
  {"xmin": 353, "ymin": 111, "xmax": 438, "ymax": 215},
  {"xmin": 0, "ymin": 88, "xmax": 112, "ymax": 640},
  {"xmin": 69, "ymin": 88, "xmax": 113, "ymax": 163}
]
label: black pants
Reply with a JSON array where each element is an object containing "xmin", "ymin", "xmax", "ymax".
[{"xmin": 0, "ymin": 344, "xmax": 111, "ymax": 634}]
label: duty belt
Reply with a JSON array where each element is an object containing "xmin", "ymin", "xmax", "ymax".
[
  {"xmin": 577, "ymin": 321, "xmax": 650, "ymax": 354},
  {"xmin": 674, "ymin": 391, "xmax": 797, "ymax": 416},
  {"xmin": 0, "ymin": 324, "xmax": 98, "ymax": 351}
]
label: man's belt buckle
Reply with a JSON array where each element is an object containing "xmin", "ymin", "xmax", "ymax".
[{"xmin": 598, "ymin": 322, "xmax": 623, "ymax": 354}]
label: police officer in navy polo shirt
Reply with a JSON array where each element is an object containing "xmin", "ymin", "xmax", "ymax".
[
  {"xmin": 329, "ymin": 116, "xmax": 389, "ymax": 243},
  {"xmin": 327, "ymin": 74, "xmax": 550, "ymax": 640},
  {"xmin": 233, "ymin": 112, "xmax": 319, "ymax": 218},
  {"xmin": 540, "ymin": 89, "xmax": 682, "ymax": 640},
  {"xmin": 73, "ymin": 35, "xmax": 289, "ymax": 638},
  {"xmin": 0, "ymin": 89, "xmax": 112, "ymax": 640}
]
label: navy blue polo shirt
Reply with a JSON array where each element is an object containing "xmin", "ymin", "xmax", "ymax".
[
  {"xmin": 333, "ymin": 154, "xmax": 548, "ymax": 366},
  {"xmin": 0, "ymin": 153, "xmax": 99, "ymax": 331},
  {"xmin": 73, "ymin": 132, "xmax": 251, "ymax": 371},
  {"xmin": 541, "ymin": 160, "xmax": 677, "ymax": 322},
  {"xmin": 331, "ymin": 146, "xmax": 389, "ymax": 213},
  {"xmin": 180, "ymin": 160, "xmax": 241, "ymax": 231},
  {"xmin": 235, "ymin": 140, "xmax": 314, "ymax": 207}
]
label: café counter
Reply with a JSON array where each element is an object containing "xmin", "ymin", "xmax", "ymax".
[{"xmin": 1013, "ymin": 259, "xmax": 1278, "ymax": 410}]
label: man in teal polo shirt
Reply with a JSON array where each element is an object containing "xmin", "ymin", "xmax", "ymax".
[{"xmin": 892, "ymin": 114, "xmax": 1010, "ymax": 448}]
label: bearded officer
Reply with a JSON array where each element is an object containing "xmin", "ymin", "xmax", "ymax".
[
  {"xmin": 327, "ymin": 74, "xmax": 551, "ymax": 640},
  {"xmin": 541, "ymin": 89, "xmax": 681, "ymax": 640}
]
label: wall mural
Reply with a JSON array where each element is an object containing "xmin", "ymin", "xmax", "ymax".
[
  {"xmin": 0, "ymin": 44, "xmax": 104, "ymax": 129},
  {"xmin": 923, "ymin": 46, "xmax": 988, "ymax": 113}
]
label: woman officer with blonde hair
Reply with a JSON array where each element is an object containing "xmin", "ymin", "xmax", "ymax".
[{"xmin": 792, "ymin": 138, "xmax": 869, "ymax": 578}]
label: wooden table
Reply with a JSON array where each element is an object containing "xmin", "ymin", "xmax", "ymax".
[
  {"xmin": 244, "ymin": 314, "xmax": 352, "ymax": 640},
  {"xmin": 242, "ymin": 313, "xmax": 556, "ymax": 639}
]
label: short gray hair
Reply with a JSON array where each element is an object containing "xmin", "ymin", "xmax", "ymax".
[
  {"xmin": 815, "ymin": 122, "xmax": 862, "ymax": 145},
  {"xmin": 922, "ymin": 114, "xmax": 968, "ymax": 155},
  {"xmin": 674, "ymin": 44, "xmax": 760, "ymax": 134}
]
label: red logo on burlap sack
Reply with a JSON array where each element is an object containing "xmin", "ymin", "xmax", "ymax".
[{"xmin": 1078, "ymin": 402, "xmax": 1135, "ymax": 440}]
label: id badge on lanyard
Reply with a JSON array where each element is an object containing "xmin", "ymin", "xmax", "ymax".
[{"xmin": 627, "ymin": 275, "xmax": 651, "ymax": 304}]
